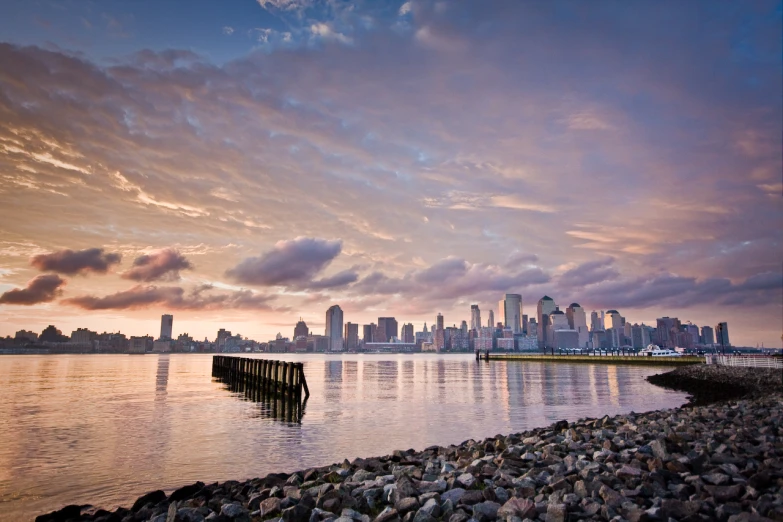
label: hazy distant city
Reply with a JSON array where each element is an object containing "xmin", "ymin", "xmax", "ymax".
[{"xmin": 3, "ymin": 293, "xmax": 756, "ymax": 355}]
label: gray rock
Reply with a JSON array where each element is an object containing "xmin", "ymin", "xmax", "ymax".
[
  {"xmin": 394, "ymin": 497, "xmax": 420, "ymax": 514},
  {"xmin": 282, "ymin": 504, "xmax": 313, "ymax": 522},
  {"xmin": 220, "ymin": 503, "xmax": 248, "ymax": 519},
  {"xmin": 374, "ymin": 507, "xmax": 400, "ymax": 522},
  {"xmin": 496, "ymin": 498, "xmax": 536, "ymax": 521},
  {"xmin": 471, "ymin": 501, "xmax": 500, "ymax": 522},
  {"xmin": 544, "ymin": 503, "xmax": 566, "ymax": 522},
  {"xmin": 598, "ymin": 485, "xmax": 624, "ymax": 509},
  {"xmin": 419, "ymin": 498, "xmax": 441, "ymax": 518},
  {"xmin": 456, "ymin": 474, "xmax": 476, "ymax": 489},
  {"xmin": 441, "ymin": 488, "xmax": 466, "ymax": 505}
]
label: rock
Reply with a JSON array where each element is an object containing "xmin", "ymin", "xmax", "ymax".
[
  {"xmin": 394, "ymin": 476, "xmax": 419, "ymax": 504},
  {"xmin": 441, "ymin": 488, "xmax": 466, "ymax": 505},
  {"xmin": 573, "ymin": 481, "xmax": 589, "ymax": 499},
  {"xmin": 545, "ymin": 503, "xmax": 566, "ymax": 522},
  {"xmin": 177, "ymin": 507, "xmax": 206, "ymax": 522},
  {"xmin": 261, "ymin": 497, "xmax": 283, "ymax": 517},
  {"xmin": 472, "ymin": 501, "xmax": 501, "ymax": 522},
  {"xmin": 703, "ymin": 473, "xmax": 732, "ymax": 485},
  {"xmin": 131, "ymin": 490, "xmax": 166, "ymax": 512},
  {"xmin": 374, "ymin": 507, "xmax": 400, "ymax": 522},
  {"xmin": 649, "ymin": 439, "xmax": 668, "ymax": 460},
  {"xmin": 418, "ymin": 498, "xmax": 441, "ymax": 518},
  {"xmin": 599, "ymin": 485, "xmax": 624, "ymax": 509},
  {"xmin": 456, "ymin": 474, "xmax": 476, "ymax": 489},
  {"xmin": 35, "ymin": 505, "xmax": 88, "ymax": 522},
  {"xmin": 493, "ymin": 487, "xmax": 509, "ymax": 505},
  {"xmin": 496, "ymin": 498, "xmax": 536, "ymax": 520},
  {"xmin": 394, "ymin": 497, "xmax": 420, "ymax": 514},
  {"xmin": 169, "ymin": 482, "xmax": 206, "ymax": 502},
  {"xmin": 459, "ymin": 490, "xmax": 485, "ymax": 506},
  {"xmin": 282, "ymin": 503, "xmax": 313, "ymax": 522},
  {"xmin": 705, "ymin": 484, "xmax": 744, "ymax": 502},
  {"xmin": 221, "ymin": 503, "xmax": 249, "ymax": 519},
  {"xmin": 616, "ymin": 466, "xmax": 642, "ymax": 479},
  {"xmin": 660, "ymin": 499, "xmax": 701, "ymax": 519}
]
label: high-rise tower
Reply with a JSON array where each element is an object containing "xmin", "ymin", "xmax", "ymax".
[
  {"xmin": 160, "ymin": 314, "xmax": 173, "ymax": 340},
  {"xmin": 325, "ymin": 305, "xmax": 344, "ymax": 351},
  {"xmin": 470, "ymin": 305, "xmax": 481, "ymax": 331},
  {"xmin": 498, "ymin": 294, "xmax": 523, "ymax": 333},
  {"xmin": 536, "ymin": 296, "xmax": 556, "ymax": 348}
]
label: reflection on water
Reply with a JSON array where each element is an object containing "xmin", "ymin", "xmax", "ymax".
[{"xmin": 0, "ymin": 354, "xmax": 687, "ymax": 521}]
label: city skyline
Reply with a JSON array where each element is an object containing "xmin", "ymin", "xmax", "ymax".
[{"xmin": 0, "ymin": 1, "xmax": 781, "ymax": 347}]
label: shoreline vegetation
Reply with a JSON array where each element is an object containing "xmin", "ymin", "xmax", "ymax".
[{"xmin": 38, "ymin": 366, "xmax": 782, "ymax": 522}]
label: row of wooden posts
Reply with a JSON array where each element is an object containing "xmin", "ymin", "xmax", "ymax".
[{"xmin": 212, "ymin": 356, "xmax": 310, "ymax": 421}]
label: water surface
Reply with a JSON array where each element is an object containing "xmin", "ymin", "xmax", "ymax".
[{"xmin": 0, "ymin": 353, "xmax": 687, "ymax": 521}]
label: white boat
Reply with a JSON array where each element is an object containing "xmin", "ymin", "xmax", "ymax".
[{"xmin": 640, "ymin": 344, "xmax": 682, "ymax": 357}]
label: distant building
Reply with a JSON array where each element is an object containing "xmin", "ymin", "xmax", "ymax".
[
  {"xmin": 363, "ymin": 323, "xmax": 376, "ymax": 344},
  {"xmin": 294, "ymin": 318, "xmax": 309, "ymax": 339},
  {"xmin": 684, "ymin": 323, "xmax": 700, "ymax": 345},
  {"xmin": 40, "ymin": 325, "xmax": 68, "ymax": 343},
  {"xmin": 537, "ymin": 296, "xmax": 556, "ymax": 348},
  {"xmin": 656, "ymin": 317, "xmax": 681, "ymax": 348},
  {"xmin": 631, "ymin": 323, "xmax": 652, "ymax": 349},
  {"xmin": 15, "ymin": 330, "xmax": 38, "ymax": 342},
  {"xmin": 487, "ymin": 310, "xmax": 494, "ymax": 329},
  {"xmin": 591, "ymin": 330, "xmax": 608, "ymax": 350},
  {"xmin": 307, "ymin": 335, "xmax": 329, "ymax": 352},
  {"xmin": 160, "ymin": 314, "xmax": 173, "ymax": 340},
  {"xmin": 364, "ymin": 342, "xmax": 418, "ymax": 353},
  {"xmin": 435, "ymin": 313, "xmax": 445, "ymax": 351},
  {"xmin": 715, "ymin": 322, "xmax": 730, "ymax": 348},
  {"xmin": 70, "ymin": 328, "xmax": 96, "ymax": 344},
  {"xmin": 554, "ymin": 329, "xmax": 580, "ymax": 349},
  {"xmin": 152, "ymin": 340, "xmax": 172, "ymax": 353},
  {"xmin": 470, "ymin": 305, "xmax": 482, "ymax": 331},
  {"xmin": 377, "ymin": 317, "xmax": 398, "ymax": 343},
  {"xmin": 475, "ymin": 327, "xmax": 494, "ymax": 351},
  {"xmin": 325, "ymin": 305, "xmax": 344, "ymax": 351},
  {"xmin": 499, "ymin": 294, "xmax": 523, "ymax": 333},
  {"xmin": 401, "ymin": 323, "xmax": 414, "ymax": 343},
  {"xmin": 590, "ymin": 311, "xmax": 601, "ymax": 331},
  {"xmin": 605, "ymin": 310, "xmax": 624, "ymax": 348},
  {"xmin": 216, "ymin": 328, "xmax": 232, "ymax": 351},
  {"xmin": 129, "ymin": 335, "xmax": 153, "ymax": 353},
  {"xmin": 565, "ymin": 303, "xmax": 589, "ymax": 347},
  {"xmin": 344, "ymin": 322, "xmax": 359, "ymax": 350},
  {"xmin": 701, "ymin": 325, "xmax": 715, "ymax": 346},
  {"xmin": 521, "ymin": 314, "xmax": 528, "ymax": 334}
]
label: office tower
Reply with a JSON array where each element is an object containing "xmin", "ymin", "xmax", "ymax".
[
  {"xmin": 536, "ymin": 295, "xmax": 556, "ymax": 348},
  {"xmin": 590, "ymin": 311, "xmax": 600, "ymax": 331},
  {"xmin": 656, "ymin": 317, "xmax": 681, "ymax": 348},
  {"xmin": 521, "ymin": 314, "xmax": 528, "ymax": 334},
  {"xmin": 470, "ymin": 305, "xmax": 481, "ymax": 331},
  {"xmin": 460, "ymin": 320, "xmax": 468, "ymax": 335},
  {"xmin": 488, "ymin": 310, "xmax": 494, "ymax": 328},
  {"xmin": 435, "ymin": 313, "xmax": 445, "ymax": 351},
  {"xmin": 294, "ymin": 318, "xmax": 309, "ymax": 339},
  {"xmin": 363, "ymin": 323, "xmax": 377, "ymax": 343},
  {"xmin": 605, "ymin": 310, "xmax": 623, "ymax": 348},
  {"xmin": 600, "ymin": 310, "xmax": 605, "ymax": 329},
  {"xmin": 325, "ymin": 305, "xmax": 344, "ymax": 351},
  {"xmin": 701, "ymin": 325, "xmax": 715, "ymax": 346},
  {"xmin": 401, "ymin": 323, "xmax": 414, "ymax": 343},
  {"xmin": 631, "ymin": 323, "xmax": 652, "ymax": 349},
  {"xmin": 344, "ymin": 322, "xmax": 359, "ymax": 350},
  {"xmin": 565, "ymin": 303, "xmax": 589, "ymax": 347},
  {"xmin": 376, "ymin": 317, "xmax": 398, "ymax": 342},
  {"xmin": 498, "ymin": 293, "xmax": 523, "ymax": 333},
  {"xmin": 216, "ymin": 328, "xmax": 231, "ymax": 350},
  {"xmin": 685, "ymin": 323, "xmax": 700, "ymax": 345},
  {"xmin": 715, "ymin": 322, "xmax": 730, "ymax": 348},
  {"xmin": 160, "ymin": 314, "xmax": 173, "ymax": 340}
]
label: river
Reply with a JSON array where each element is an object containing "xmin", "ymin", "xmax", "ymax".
[{"xmin": 0, "ymin": 353, "xmax": 687, "ymax": 520}]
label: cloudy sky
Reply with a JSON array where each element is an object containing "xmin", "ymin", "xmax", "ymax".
[{"xmin": 0, "ymin": 0, "xmax": 781, "ymax": 346}]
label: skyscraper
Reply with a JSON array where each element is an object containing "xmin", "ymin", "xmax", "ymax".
[
  {"xmin": 701, "ymin": 325, "xmax": 715, "ymax": 345},
  {"xmin": 487, "ymin": 310, "xmax": 494, "ymax": 329},
  {"xmin": 605, "ymin": 310, "xmax": 624, "ymax": 348},
  {"xmin": 377, "ymin": 317, "xmax": 398, "ymax": 342},
  {"xmin": 401, "ymin": 323, "xmax": 414, "ymax": 343},
  {"xmin": 498, "ymin": 294, "xmax": 523, "ymax": 333},
  {"xmin": 325, "ymin": 305, "xmax": 344, "ymax": 351},
  {"xmin": 460, "ymin": 320, "xmax": 468, "ymax": 335},
  {"xmin": 294, "ymin": 318, "xmax": 309, "ymax": 339},
  {"xmin": 470, "ymin": 305, "xmax": 481, "ymax": 331},
  {"xmin": 565, "ymin": 303, "xmax": 589, "ymax": 347},
  {"xmin": 536, "ymin": 296, "xmax": 556, "ymax": 348},
  {"xmin": 363, "ymin": 323, "xmax": 377, "ymax": 343},
  {"xmin": 715, "ymin": 322, "xmax": 730, "ymax": 348},
  {"xmin": 160, "ymin": 314, "xmax": 173, "ymax": 340},
  {"xmin": 590, "ymin": 311, "xmax": 601, "ymax": 331},
  {"xmin": 656, "ymin": 317, "xmax": 681, "ymax": 348},
  {"xmin": 344, "ymin": 322, "xmax": 359, "ymax": 350},
  {"xmin": 435, "ymin": 313, "xmax": 445, "ymax": 351}
]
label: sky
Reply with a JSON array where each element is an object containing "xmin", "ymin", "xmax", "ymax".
[{"xmin": 0, "ymin": 0, "xmax": 781, "ymax": 347}]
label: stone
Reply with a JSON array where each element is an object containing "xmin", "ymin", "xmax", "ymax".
[
  {"xmin": 131, "ymin": 490, "xmax": 166, "ymax": 512},
  {"xmin": 456, "ymin": 474, "xmax": 476, "ymax": 489},
  {"xmin": 442, "ymin": 488, "xmax": 466, "ymax": 505},
  {"xmin": 419, "ymin": 498, "xmax": 441, "ymax": 518},
  {"xmin": 660, "ymin": 499, "xmax": 701, "ymax": 520},
  {"xmin": 260, "ymin": 497, "xmax": 283, "ymax": 517},
  {"xmin": 703, "ymin": 473, "xmax": 732, "ymax": 485},
  {"xmin": 221, "ymin": 503, "xmax": 249, "ymax": 519},
  {"xmin": 496, "ymin": 498, "xmax": 536, "ymax": 520},
  {"xmin": 283, "ymin": 504, "xmax": 314, "ymax": 522},
  {"xmin": 599, "ymin": 485, "xmax": 624, "ymax": 509},
  {"xmin": 35, "ymin": 505, "xmax": 87, "ymax": 522},
  {"xmin": 545, "ymin": 503, "xmax": 566, "ymax": 522},
  {"xmin": 374, "ymin": 508, "xmax": 400, "ymax": 522},
  {"xmin": 649, "ymin": 439, "xmax": 668, "ymax": 460},
  {"xmin": 169, "ymin": 482, "xmax": 206, "ymax": 502},
  {"xmin": 394, "ymin": 497, "xmax": 420, "ymax": 514},
  {"xmin": 472, "ymin": 501, "xmax": 501, "ymax": 522},
  {"xmin": 459, "ymin": 490, "xmax": 485, "ymax": 506},
  {"xmin": 705, "ymin": 484, "xmax": 744, "ymax": 502},
  {"xmin": 616, "ymin": 466, "xmax": 642, "ymax": 480}
]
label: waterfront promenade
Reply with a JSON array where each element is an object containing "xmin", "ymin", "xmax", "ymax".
[{"xmin": 487, "ymin": 353, "xmax": 703, "ymax": 365}]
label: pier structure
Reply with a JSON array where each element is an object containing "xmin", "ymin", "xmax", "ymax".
[
  {"xmin": 486, "ymin": 353, "xmax": 704, "ymax": 365},
  {"xmin": 212, "ymin": 356, "xmax": 310, "ymax": 422}
]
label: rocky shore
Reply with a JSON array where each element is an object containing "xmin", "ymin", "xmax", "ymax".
[
  {"xmin": 39, "ymin": 367, "xmax": 782, "ymax": 522},
  {"xmin": 647, "ymin": 365, "xmax": 782, "ymax": 405}
]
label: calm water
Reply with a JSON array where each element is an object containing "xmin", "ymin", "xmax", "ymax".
[{"xmin": 0, "ymin": 354, "xmax": 687, "ymax": 521}]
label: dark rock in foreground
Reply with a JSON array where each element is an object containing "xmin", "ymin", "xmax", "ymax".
[
  {"xmin": 647, "ymin": 364, "xmax": 782, "ymax": 405},
  {"xmin": 38, "ymin": 367, "xmax": 782, "ymax": 522}
]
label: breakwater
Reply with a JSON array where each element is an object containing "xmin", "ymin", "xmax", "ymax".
[
  {"xmin": 38, "ymin": 366, "xmax": 782, "ymax": 522},
  {"xmin": 488, "ymin": 353, "xmax": 704, "ymax": 365}
]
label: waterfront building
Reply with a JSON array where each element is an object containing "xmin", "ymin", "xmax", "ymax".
[
  {"xmin": 631, "ymin": 323, "xmax": 652, "ymax": 349},
  {"xmin": 160, "ymin": 314, "xmax": 173, "ymax": 340},
  {"xmin": 600, "ymin": 310, "xmax": 605, "ymax": 329},
  {"xmin": 497, "ymin": 337, "xmax": 514, "ymax": 351},
  {"xmin": 421, "ymin": 341, "xmax": 436, "ymax": 352},
  {"xmin": 656, "ymin": 317, "xmax": 681, "ymax": 348},
  {"xmin": 294, "ymin": 318, "xmax": 309, "ymax": 339},
  {"xmin": 129, "ymin": 335, "xmax": 153, "ymax": 353},
  {"xmin": 435, "ymin": 313, "xmax": 445, "ymax": 351},
  {"xmin": 565, "ymin": 303, "xmax": 589, "ymax": 347},
  {"xmin": 527, "ymin": 317, "xmax": 537, "ymax": 339},
  {"xmin": 70, "ymin": 328, "xmax": 96, "ymax": 344},
  {"xmin": 216, "ymin": 328, "xmax": 232, "ymax": 350},
  {"xmin": 15, "ymin": 330, "xmax": 39, "ymax": 342},
  {"xmin": 362, "ymin": 323, "xmax": 376, "ymax": 344},
  {"xmin": 401, "ymin": 323, "xmax": 414, "ymax": 343},
  {"xmin": 591, "ymin": 330, "xmax": 608, "ymax": 350},
  {"xmin": 152, "ymin": 339, "xmax": 172, "ymax": 353},
  {"xmin": 715, "ymin": 322, "xmax": 730, "ymax": 348},
  {"xmin": 460, "ymin": 320, "xmax": 468, "ymax": 335},
  {"xmin": 40, "ymin": 325, "xmax": 68, "ymax": 343},
  {"xmin": 475, "ymin": 327, "xmax": 494, "ymax": 351},
  {"xmin": 498, "ymin": 293, "xmax": 523, "ymax": 333},
  {"xmin": 685, "ymin": 323, "xmax": 700, "ymax": 345},
  {"xmin": 487, "ymin": 310, "xmax": 494, "ymax": 329},
  {"xmin": 470, "ymin": 305, "xmax": 481, "ymax": 331},
  {"xmin": 590, "ymin": 311, "xmax": 601, "ymax": 331},
  {"xmin": 518, "ymin": 335, "xmax": 538, "ymax": 351},
  {"xmin": 307, "ymin": 335, "xmax": 329, "ymax": 352},
  {"xmin": 554, "ymin": 329, "xmax": 579, "ymax": 349},
  {"xmin": 325, "ymin": 305, "xmax": 344, "ymax": 351},
  {"xmin": 701, "ymin": 325, "xmax": 715, "ymax": 346},
  {"xmin": 377, "ymin": 317, "xmax": 398, "ymax": 343},
  {"xmin": 536, "ymin": 296, "xmax": 556, "ymax": 349},
  {"xmin": 521, "ymin": 314, "xmax": 528, "ymax": 334},
  {"xmin": 364, "ymin": 342, "xmax": 418, "ymax": 353},
  {"xmin": 344, "ymin": 322, "xmax": 359, "ymax": 350},
  {"xmin": 605, "ymin": 310, "xmax": 624, "ymax": 348}
]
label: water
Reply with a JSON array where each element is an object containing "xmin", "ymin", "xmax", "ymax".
[{"xmin": 0, "ymin": 353, "xmax": 687, "ymax": 521}]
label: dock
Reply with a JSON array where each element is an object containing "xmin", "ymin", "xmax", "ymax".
[
  {"xmin": 486, "ymin": 353, "xmax": 704, "ymax": 365},
  {"xmin": 212, "ymin": 356, "xmax": 310, "ymax": 422}
]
